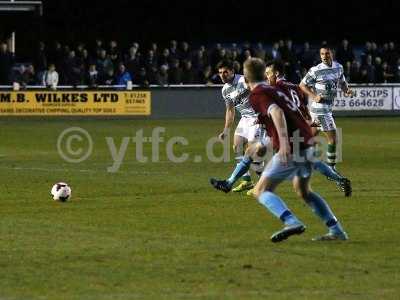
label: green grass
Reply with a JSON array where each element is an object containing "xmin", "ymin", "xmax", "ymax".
[{"xmin": 0, "ymin": 117, "xmax": 400, "ymax": 300}]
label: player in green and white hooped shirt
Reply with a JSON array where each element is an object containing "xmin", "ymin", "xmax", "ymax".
[
  {"xmin": 217, "ymin": 60, "xmax": 266, "ymax": 192},
  {"xmin": 300, "ymin": 46, "xmax": 354, "ymax": 167}
]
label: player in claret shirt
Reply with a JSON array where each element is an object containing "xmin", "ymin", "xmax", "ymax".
[{"xmin": 240, "ymin": 58, "xmax": 348, "ymax": 242}]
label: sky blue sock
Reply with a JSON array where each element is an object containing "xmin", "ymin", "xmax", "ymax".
[
  {"xmin": 227, "ymin": 156, "xmax": 253, "ymax": 186},
  {"xmin": 258, "ymin": 191, "xmax": 301, "ymax": 226},
  {"xmin": 313, "ymin": 161, "xmax": 342, "ymax": 182},
  {"xmin": 306, "ymin": 192, "xmax": 344, "ymax": 233}
]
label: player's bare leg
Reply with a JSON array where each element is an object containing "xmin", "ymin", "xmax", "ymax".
[
  {"xmin": 292, "ymin": 176, "xmax": 348, "ymax": 241},
  {"xmin": 231, "ymin": 135, "xmax": 253, "ymax": 192},
  {"xmin": 210, "ymin": 142, "xmax": 266, "ymax": 193},
  {"xmin": 253, "ymin": 175, "xmax": 305, "ymax": 243}
]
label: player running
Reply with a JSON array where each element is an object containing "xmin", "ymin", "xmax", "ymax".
[
  {"xmin": 213, "ymin": 58, "xmax": 348, "ymax": 242},
  {"xmin": 210, "ymin": 60, "xmax": 352, "ymax": 197},
  {"xmin": 300, "ymin": 45, "xmax": 354, "ymax": 168},
  {"xmin": 217, "ymin": 60, "xmax": 266, "ymax": 192}
]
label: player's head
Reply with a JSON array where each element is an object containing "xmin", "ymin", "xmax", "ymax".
[
  {"xmin": 243, "ymin": 58, "xmax": 266, "ymax": 87},
  {"xmin": 320, "ymin": 45, "xmax": 333, "ymax": 65},
  {"xmin": 265, "ymin": 60, "xmax": 285, "ymax": 85},
  {"xmin": 217, "ymin": 60, "xmax": 235, "ymax": 83}
]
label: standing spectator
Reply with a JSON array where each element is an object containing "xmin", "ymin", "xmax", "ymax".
[
  {"xmin": 168, "ymin": 59, "xmax": 183, "ymax": 84},
  {"xmin": 395, "ymin": 58, "xmax": 400, "ymax": 82},
  {"xmin": 94, "ymin": 39, "xmax": 104, "ymax": 58},
  {"xmin": 100, "ymin": 69, "xmax": 115, "ymax": 86},
  {"xmin": 125, "ymin": 46, "xmax": 141, "ymax": 77},
  {"xmin": 109, "ymin": 40, "xmax": 121, "ymax": 66},
  {"xmin": 156, "ymin": 65, "xmax": 169, "ymax": 86},
  {"xmin": 96, "ymin": 49, "xmax": 114, "ymax": 77},
  {"xmin": 192, "ymin": 49, "xmax": 207, "ymax": 71},
  {"xmin": 344, "ymin": 61, "xmax": 352, "ymax": 82},
  {"xmin": 179, "ymin": 41, "xmax": 191, "ymax": 61},
  {"xmin": 198, "ymin": 65, "xmax": 213, "ymax": 84},
  {"xmin": 0, "ymin": 42, "xmax": 14, "ymax": 84},
  {"xmin": 42, "ymin": 64, "xmax": 59, "ymax": 89},
  {"xmin": 158, "ymin": 48, "xmax": 172, "ymax": 68},
  {"xmin": 387, "ymin": 42, "xmax": 398, "ymax": 68},
  {"xmin": 22, "ymin": 64, "xmax": 37, "ymax": 86},
  {"xmin": 34, "ymin": 42, "xmax": 47, "ymax": 74},
  {"xmin": 241, "ymin": 49, "xmax": 251, "ymax": 63},
  {"xmin": 361, "ymin": 55, "xmax": 376, "ymax": 83},
  {"xmin": 115, "ymin": 63, "xmax": 132, "ymax": 86},
  {"xmin": 210, "ymin": 43, "xmax": 223, "ymax": 67},
  {"xmin": 270, "ymin": 42, "xmax": 281, "ymax": 60},
  {"xmin": 361, "ymin": 42, "xmax": 372, "ymax": 65},
  {"xmin": 144, "ymin": 49, "xmax": 158, "ymax": 71},
  {"xmin": 382, "ymin": 62, "xmax": 395, "ymax": 83},
  {"xmin": 11, "ymin": 65, "xmax": 26, "ymax": 88},
  {"xmin": 63, "ymin": 50, "xmax": 80, "ymax": 85},
  {"xmin": 298, "ymin": 42, "xmax": 316, "ymax": 70},
  {"xmin": 374, "ymin": 57, "xmax": 384, "ymax": 83},
  {"xmin": 182, "ymin": 60, "xmax": 198, "ymax": 84},
  {"xmin": 86, "ymin": 64, "xmax": 99, "ymax": 87},
  {"xmin": 169, "ymin": 40, "xmax": 179, "ymax": 61},
  {"xmin": 133, "ymin": 67, "xmax": 150, "ymax": 87},
  {"xmin": 254, "ymin": 42, "xmax": 266, "ymax": 60},
  {"xmin": 350, "ymin": 60, "xmax": 362, "ymax": 83},
  {"xmin": 150, "ymin": 42, "xmax": 159, "ymax": 57},
  {"xmin": 335, "ymin": 39, "xmax": 355, "ymax": 65}
]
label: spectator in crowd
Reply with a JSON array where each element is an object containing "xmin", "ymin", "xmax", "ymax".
[
  {"xmin": 168, "ymin": 59, "xmax": 183, "ymax": 84},
  {"xmin": 350, "ymin": 60, "xmax": 362, "ymax": 83},
  {"xmin": 270, "ymin": 42, "xmax": 281, "ymax": 60},
  {"xmin": 297, "ymin": 42, "xmax": 316, "ymax": 70},
  {"xmin": 63, "ymin": 50, "xmax": 83, "ymax": 86},
  {"xmin": 11, "ymin": 64, "xmax": 26, "ymax": 88},
  {"xmin": 182, "ymin": 60, "xmax": 198, "ymax": 84},
  {"xmin": 34, "ymin": 42, "xmax": 47, "ymax": 74},
  {"xmin": 395, "ymin": 58, "xmax": 400, "ymax": 82},
  {"xmin": 198, "ymin": 65, "xmax": 213, "ymax": 84},
  {"xmin": 100, "ymin": 68, "xmax": 115, "ymax": 86},
  {"xmin": 134, "ymin": 67, "xmax": 150, "ymax": 87},
  {"xmin": 86, "ymin": 64, "xmax": 99, "ymax": 87},
  {"xmin": 126, "ymin": 46, "xmax": 141, "ymax": 76},
  {"xmin": 179, "ymin": 41, "xmax": 191, "ymax": 61},
  {"xmin": 0, "ymin": 42, "xmax": 14, "ymax": 84},
  {"xmin": 382, "ymin": 61, "xmax": 395, "ymax": 83},
  {"xmin": 109, "ymin": 40, "xmax": 121, "ymax": 66},
  {"xmin": 254, "ymin": 42, "xmax": 266, "ymax": 60},
  {"xmin": 169, "ymin": 40, "xmax": 179, "ymax": 61},
  {"xmin": 374, "ymin": 57, "xmax": 384, "ymax": 83},
  {"xmin": 336, "ymin": 39, "xmax": 355, "ymax": 65},
  {"xmin": 22, "ymin": 64, "xmax": 37, "ymax": 86},
  {"xmin": 387, "ymin": 42, "xmax": 398, "ymax": 68},
  {"xmin": 96, "ymin": 49, "xmax": 114, "ymax": 76},
  {"xmin": 94, "ymin": 39, "xmax": 104, "ymax": 57},
  {"xmin": 158, "ymin": 48, "xmax": 171, "ymax": 67},
  {"xmin": 156, "ymin": 64, "xmax": 169, "ymax": 86},
  {"xmin": 144, "ymin": 49, "xmax": 158, "ymax": 71},
  {"xmin": 115, "ymin": 63, "xmax": 132, "ymax": 86},
  {"xmin": 42, "ymin": 64, "xmax": 59, "ymax": 89},
  {"xmin": 361, "ymin": 42, "xmax": 373, "ymax": 65},
  {"xmin": 150, "ymin": 42, "xmax": 159, "ymax": 57},
  {"xmin": 210, "ymin": 43, "xmax": 223, "ymax": 67},
  {"xmin": 361, "ymin": 55, "xmax": 376, "ymax": 83}
]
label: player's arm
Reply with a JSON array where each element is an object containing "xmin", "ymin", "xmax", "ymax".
[
  {"xmin": 339, "ymin": 72, "xmax": 354, "ymax": 97},
  {"xmin": 269, "ymin": 105, "xmax": 290, "ymax": 164},
  {"xmin": 299, "ymin": 70, "xmax": 322, "ymax": 103},
  {"xmin": 219, "ymin": 104, "xmax": 235, "ymax": 140}
]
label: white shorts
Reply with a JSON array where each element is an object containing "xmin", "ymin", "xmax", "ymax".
[
  {"xmin": 234, "ymin": 117, "xmax": 266, "ymax": 143},
  {"xmin": 310, "ymin": 112, "xmax": 336, "ymax": 132},
  {"xmin": 261, "ymin": 148, "xmax": 314, "ymax": 181}
]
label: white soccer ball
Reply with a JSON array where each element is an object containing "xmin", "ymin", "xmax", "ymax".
[{"xmin": 51, "ymin": 182, "xmax": 72, "ymax": 202}]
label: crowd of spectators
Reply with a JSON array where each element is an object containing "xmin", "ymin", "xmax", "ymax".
[{"xmin": 1, "ymin": 39, "xmax": 400, "ymax": 88}]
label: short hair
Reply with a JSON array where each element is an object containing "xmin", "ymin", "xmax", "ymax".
[
  {"xmin": 217, "ymin": 60, "xmax": 234, "ymax": 71},
  {"xmin": 265, "ymin": 60, "xmax": 285, "ymax": 75},
  {"xmin": 320, "ymin": 43, "xmax": 332, "ymax": 50},
  {"xmin": 243, "ymin": 58, "xmax": 266, "ymax": 83}
]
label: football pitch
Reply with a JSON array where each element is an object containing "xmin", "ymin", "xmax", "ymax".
[{"xmin": 0, "ymin": 117, "xmax": 399, "ymax": 300}]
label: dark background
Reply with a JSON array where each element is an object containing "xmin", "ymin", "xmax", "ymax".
[{"xmin": 1, "ymin": 1, "xmax": 398, "ymax": 55}]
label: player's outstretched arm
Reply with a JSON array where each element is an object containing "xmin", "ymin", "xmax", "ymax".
[
  {"xmin": 269, "ymin": 105, "xmax": 290, "ymax": 165},
  {"xmin": 219, "ymin": 104, "xmax": 235, "ymax": 140}
]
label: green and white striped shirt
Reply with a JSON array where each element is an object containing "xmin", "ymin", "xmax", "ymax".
[{"xmin": 301, "ymin": 61, "xmax": 347, "ymax": 114}]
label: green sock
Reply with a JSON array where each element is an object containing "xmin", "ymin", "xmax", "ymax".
[{"xmin": 327, "ymin": 144, "xmax": 336, "ymax": 166}]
